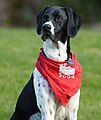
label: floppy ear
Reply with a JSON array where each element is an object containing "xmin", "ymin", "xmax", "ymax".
[
  {"xmin": 37, "ymin": 7, "xmax": 50, "ymax": 35},
  {"xmin": 64, "ymin": 7, "xmax": 82, "ymax": 38}
]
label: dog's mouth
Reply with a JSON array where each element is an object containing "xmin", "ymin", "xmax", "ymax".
[
  {"xmin": 41, "ymin": 31, "xmax": 54, "ymax": 41},
  {"xmin": 41, "ymin": 30, "xmax": 62, "ymax": 43}
]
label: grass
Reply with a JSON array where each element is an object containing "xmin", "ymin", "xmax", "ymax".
[{"xmin": 0, "ymin": 28, "xmax": 101, "ymax": 120}]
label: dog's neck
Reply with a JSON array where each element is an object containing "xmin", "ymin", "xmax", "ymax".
[{"xmin": 43, "ymin": 39, "xmax": 67, "ymax": 62}]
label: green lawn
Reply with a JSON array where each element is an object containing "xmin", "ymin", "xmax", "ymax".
[{"xmin": 0, "ymin": 28, "xmax": 101, "ymax": 120}]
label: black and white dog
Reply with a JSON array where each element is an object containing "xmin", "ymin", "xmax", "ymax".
[{"xmin": 10, "ymin": 6, "xmax": 82, "ymax": 120}]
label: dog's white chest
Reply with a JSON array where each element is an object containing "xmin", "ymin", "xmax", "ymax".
[{"xmin": 43, "ymin": 39, "xmax": 67, "ymax": 61}]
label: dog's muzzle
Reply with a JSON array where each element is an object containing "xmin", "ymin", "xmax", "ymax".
[
  {"xmin": 43, "ymin": 24, "xmax": 51, "ymax": 31},
  {"xmin": 41, "ymin": 21, "xmax": 55, "ymax": 41}
]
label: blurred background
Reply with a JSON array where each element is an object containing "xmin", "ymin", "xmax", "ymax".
[{"xmin": 0, "ymin": 0, "xmax": 101, "ymax": 27}]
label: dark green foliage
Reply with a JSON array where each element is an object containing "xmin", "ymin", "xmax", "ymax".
[{"xmin": 7, "ymin": 0, "xmax": 101, "ymax": 26}]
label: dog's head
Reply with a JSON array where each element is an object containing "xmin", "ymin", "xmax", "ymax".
[{"xmin": 37, "ymin": 6, "xmax": 82, "ymax": 43}]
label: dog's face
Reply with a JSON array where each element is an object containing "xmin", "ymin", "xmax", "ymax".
[
  {"xmin": 38, "ymin": 7, "xmax": 67, "ymax": 42},
  {"xmin": 37, "ymin": 6, "xmax": 82, "ymax": 43}
]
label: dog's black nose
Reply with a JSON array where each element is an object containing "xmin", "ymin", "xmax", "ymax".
[{"xmin": 43, "ymin": 24, "xmax": 51, "ymax": 31}]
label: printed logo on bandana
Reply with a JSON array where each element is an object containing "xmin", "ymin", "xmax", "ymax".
[{"xmin": 59, "ymin": 63, "xmax": 75, "ymax": 79}]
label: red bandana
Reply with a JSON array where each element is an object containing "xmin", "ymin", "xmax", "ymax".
[{"xmin": 36, "ymin": 49, "xmax": 82, "ymax": 106}]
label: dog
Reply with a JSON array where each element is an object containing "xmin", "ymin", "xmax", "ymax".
[{"xmin": 10, "ymin": 6, "xmax": 82, "ymax": 120}]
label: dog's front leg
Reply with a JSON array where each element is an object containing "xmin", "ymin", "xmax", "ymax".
[
  {"xmin": 33, "ymin": 68, "xmax": 56, "ymax": 120},
  {"xmin": 66, "ymin": 90, "xmax": 80, "ymax": 120}
]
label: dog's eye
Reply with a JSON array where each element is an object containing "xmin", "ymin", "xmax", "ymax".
[
  {"xmin": 59, "ymin": 16, "xmax": 63, "ymax": 20},
  {"xmin": 55, "ymin": 15, "xmax": 63, "ymax": 22},
  {"xmin": 42, "ymin": 15, "xmax": 49, "ymax": 22}
]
